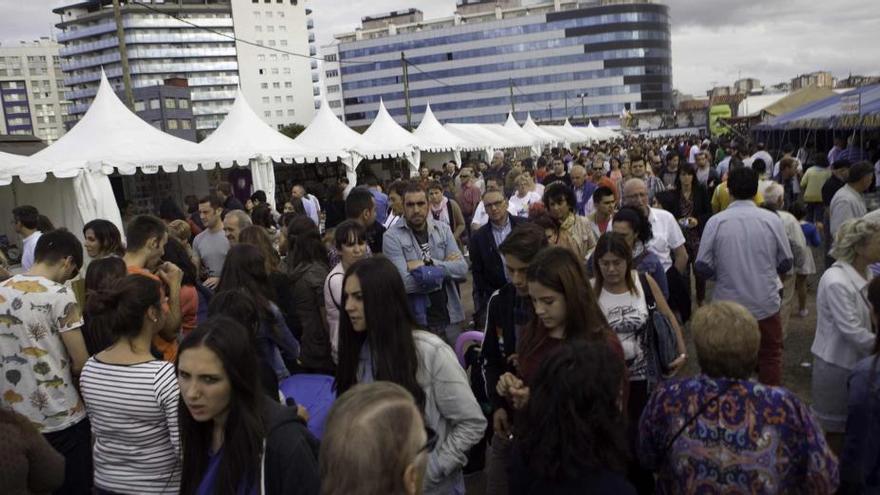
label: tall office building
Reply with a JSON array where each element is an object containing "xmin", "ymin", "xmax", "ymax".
[
  {"xmin": 321, "ymin": 41, "xmax": 344, "ymax": 121},
  {"xmin": 333, "ymin": 0, "xmax": 672, "ymax": 127},
  {"xmin": 0, "ymin": 38, "xmax": 69, "ymax": 144},
  {"xmin": 53, "ymin": 0, "xmax": 319, "ymax": 139}
]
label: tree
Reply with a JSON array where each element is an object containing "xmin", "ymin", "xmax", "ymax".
[{"xmin": 279, "ymin": 123, "xmax": 306, "ymax": 139}]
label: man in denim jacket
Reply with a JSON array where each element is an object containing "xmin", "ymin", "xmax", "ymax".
[{"xmin": 383, "ymin": 182, "xmax": 469, "ymax": 345}]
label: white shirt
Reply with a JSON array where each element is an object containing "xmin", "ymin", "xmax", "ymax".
[
  {"xmin": 688, "ymin": 144, "xmax": 700, "ymax": 164},
  {"xmin": 508, "ymin": 191, "xmax": 541, "ymax": 218},
  {"xmin": 323, "ymin": 263, "xmax": 345, "ymax": 364},
  {"xmin": 383, "ymin": 212, "xmax": 401, "ymax": 230},
  {"xmin": 812, "ymin": 261, "xmax": 874, "ymax": 369},
  {"xmin": 752, "ymin": 150, "xmax": 774, "ymax": 169},
  {"xmin": 471, "ymin": 201, "xmax": 488, "ymax": 228},
  {"xmin": 646, "ymin": 207, "xmax": 686, "ymax": 272},
  {"xmin": 21, "ymin": 231, "xmax": 41, "ymax": 271}
]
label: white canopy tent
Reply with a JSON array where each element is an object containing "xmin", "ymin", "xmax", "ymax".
[
  {"xmin": 361, "ymin": 99, "xmax": 422, "ymax": 176},
  {"xmin": 503, "ymin": 113, "xmax": 545, "ymax": 156},
  {"xmin": 587, "ymin": 120, "xmax": 621, "ymax": 140},
  {"xmin": 521, "ymin": 113, "xmax": 560, "ymax": 147},
  {"xmin": 444, "ymin": 123, "xmax": 520, "ymax": 162},
  {"xmin": 413, "ymin": 103, "xmax": 479, "ymax": 168},
  {"xmin": 199, "ymin": 89, "xmax": 343, "ymax": 210},
  {"xmin": 541, "ymin": 119, "xmax": 589, "ymax": 148},
  {"xmin": 294, "ymin": 98, "xmax": 410, "ymax": 185}
]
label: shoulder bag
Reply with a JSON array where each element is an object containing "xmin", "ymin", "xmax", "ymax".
[{"xmin": 639, "ymin": 273, "xmax": 679, "ymax": 374}]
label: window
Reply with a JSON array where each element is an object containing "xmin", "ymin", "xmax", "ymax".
[
  {"xmin": 275, "ymin": 110, "xmax": 283, "ymax": 116},
  {"xmin": 264, "ymin": 111, "xmax": 271, "ymax": 117},
  {"xmin": 281, "ymin": 54, "xmax": 289, "ymax": 61},
  {"xmin": 329, "ymin": 100, "xmax": 341, "ymax": 108},
  {"xmin": 151, "ymin": 120, "xmax": 162, "ymax": 129},
  {"xmin": 181, "ymin": 119, "xmax": 192, "ymax": 129},
  {"xmin": 268, "ymin": 40, "xmax": 276, "ymax": 47},
  {"xmin": 164, "ymin": 97, "xmax": 176, "ymax": 109},
  {"xmin": 276, "ymin": 0, "xmax": 282, "ymax": 3},
  {"xmin": 272, "ymin": 82, "xmax": 280, "ymax": 88},
  {"xmin": 327, "ymin": 84, "xmax": 339, "ymax": 93},
  {"xmin": 278, "ymin": 11, "xmax": 285, "ymax": 17},
  {"xmin": 178, "ymin": 99, "xmax": 189, "ymax": 109},
  {"xmin": 279, "ymin": 25, "xmax": 286, "ymax": 31},
  {"xmin": 254, "ymin": 10, "xmax": 260, "ymax": 16},
  {"xmin": 279, "ymin": 40, "xmax": 287, "ymax": 47},
  {"xmin": 252, "ymin": 0, "xmax": 258, "ymax": 3},
  {"xmin": 167, "ymin": 119, "xmax": 178, "ymax": 129},
  {"xmin": 324, "ymin": 54, "xmax": 337, "ymax": 62},
  {"xmin": 149, "ymin": 98, "xmax": 160, "ymax": 110},
  {"xmin": 255, "ymin": 26, "xmax": 262, "ymax": 32},
  {"xmin": 257, "ymin": 54, "xmax": 266, "ymax": 61},
  {"xmin": 286, "ymin": 95, "xmax": 293, "ymax": 102},
  {"xmin": 266, "ymin": 26, "xmax": 274, "ymax": 32},
  {"xmin": 284, "ymin": 82, "xmax": 292, "ymax": 88},
  {"xmin": 266, "ymin": 11, "xmax": 273, "ymax": 18},
  {"xmin": 271, "ymin": 68, "xmax": 279, "ymax": 74},
  {"xmin": 262, "ymin": 96, "xmax": 270, "ymax": 104},
  {"xmin": 291, "ymin": 0, "xmax": 298, "ymax": 5},
  {"xmin": 283, "ymin": 67, "xmax": 291, "ymax": 74},
  {"xmin": 325, "ymin": 69, "xmax": 338, "ymax": 78},
  {"xmin": 260, "ymin": 82, "xmax": 268, "ymax": 89},
  {"xmin": 256, "ymin": 40, "xmax": 264, "ymax": 45},
  {"xmin": 287, "ymin": 109, "xmax": 295, "ymax": 116},
  {"xmin": 274, "ymin": 96, "xmax": 281, "ymax": 103},
  {"xmin": 258, "ymin": 68, "xmax": 264, "ymax": 74},
  {"xmin": 134, "ymin": 100, "xmax": 146, "ymax": 111}
]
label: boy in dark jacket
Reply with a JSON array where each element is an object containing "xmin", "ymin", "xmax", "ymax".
[{"xmin": 479, "ymin": 222, "xmax": 547, "ymax": 495}]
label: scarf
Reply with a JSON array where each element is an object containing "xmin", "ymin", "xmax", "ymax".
[{"xmin": 430, "ymin": 196, "xmax": 450, "ymax": 225}]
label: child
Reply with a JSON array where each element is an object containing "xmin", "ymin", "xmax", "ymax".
[{"xmin": 790, "ymin": 202, "xmax": 818, "ymax": 317}]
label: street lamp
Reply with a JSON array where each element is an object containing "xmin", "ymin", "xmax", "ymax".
[{"xmin": 577, "ymin": 92, "xmax": 588, "ymax": 126}]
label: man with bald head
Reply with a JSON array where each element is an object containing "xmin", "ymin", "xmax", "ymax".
[
  {"xmin": 570, "ymin": 164, "xmax": 596, "ymax": 215},
  {"xmin": 484, "ymin": 150, "xmax": 510, "ymax": 184},
  {"xmin": 622, "ymin": 177, "xmax": 691, "ymax": 320}
]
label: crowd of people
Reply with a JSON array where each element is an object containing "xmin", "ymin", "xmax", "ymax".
[{"xmin": 1, "ymin": 132, "xmax": 880, "ymax": 494}]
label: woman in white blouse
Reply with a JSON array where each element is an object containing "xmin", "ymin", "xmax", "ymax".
[
  {"xmin": 811, "ymin": 218, "xmax": 880, "ymax": 450},
  {"xmin": 508, "ymin": 175, "xmax": 542, "ymax": 218}
]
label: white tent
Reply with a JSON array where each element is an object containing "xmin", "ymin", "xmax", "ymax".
[
  {"xmin": 445, "ymin": 123, "xmax": 520, "ymax": 162},
  {"xmin": 294, "ymin": 98, "xmax": 410, "ymax": 185},
  {"xmin": 565, "ymin": 120, "xmax": 601, "ymax": 143},
  {"xmin": 502, "ymin": 113, "xmax": 544, "ymax": 156},
  {"xmin": 199, "ymin": 89, "xmax": 342, "ymax": 209},
  {"xmin": 413, "ymin": 103, "xmax": 478, "ymax": 169},
  {"xmin": 541, "ymin": 119, "xmax": 588, "ymax": 147},
  {"xmin": 361, "ymin": 99, "xmax": 421, "ymax": 175},
  {"xmin": 521, "ymin": 113, "xmax": 560, "ymax": 146}
]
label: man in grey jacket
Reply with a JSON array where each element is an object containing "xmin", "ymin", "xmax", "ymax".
[
  {"xmin": 830, "ymin": 161, "xmax": 873, "ymax": 238},
  {"xmin": 384, "ymin": 182, "xmax": 469, "ymax": 345}
]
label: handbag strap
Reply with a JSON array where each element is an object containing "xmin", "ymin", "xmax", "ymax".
[
  {"xmin": 660, "ymin": 381, "xmax": 733, "ymax": 464},
  {"xmin": 638, "ymin": 272, "xmax": 656, "ymax": 310}
]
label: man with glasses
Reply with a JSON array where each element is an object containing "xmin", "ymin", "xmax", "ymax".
[
  {"xmin": 469, "ymin": 189, "xmax": 524, "ymax": 327},
  {"xmin": 384, "ymin": 183, "xmax": 468, "ymax": 345}
]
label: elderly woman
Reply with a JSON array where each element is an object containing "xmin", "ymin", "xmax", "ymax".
[
  {"xmin": 811, "ymin": 218, "xmax": 880, "ymax": 449},
  {"xmin": 542, "ymin": 182, "xmax": 596, "ymax": 261},
  {"xmin": 639, "ymin": 301, "xmax": 839, "ymax": 493}
]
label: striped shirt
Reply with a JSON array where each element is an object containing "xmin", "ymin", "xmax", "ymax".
[{"xmin": 80, "ymin": 357, "xmax": 181, "ymax": 493}]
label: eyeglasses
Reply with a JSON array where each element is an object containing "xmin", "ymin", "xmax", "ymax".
[
  {"xmin": 419, "ymin": 427, "xmax": 438, "ymax": 454},
  {"xmin": 484, "ymin": 200, "xmax": 505, "ymax": 210}
]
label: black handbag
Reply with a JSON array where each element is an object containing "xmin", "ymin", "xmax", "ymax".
[{"xmin": 639, "ymin": 273, "xmax": 679, "ymax": 374}]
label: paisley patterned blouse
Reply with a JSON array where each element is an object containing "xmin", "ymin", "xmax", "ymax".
[{"xmin": 638, "ymin": 375, "xmax": 839, "ymax": 494}]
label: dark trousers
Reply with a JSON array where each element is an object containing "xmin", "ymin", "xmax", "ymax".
[
  {"xmin": 757, "ymin": 313, "xmax": 784, "ymax": 386},
  {"xmin": 44, "ymin": 418, "xmax": 92, "ymax": 495},
  {"xmin": 666, "ymin": 266, "xmax": 692, "ymax": 323},
  {"xmin": 626, "ymin": 380, "xmax": 654, "ymax": 494}
]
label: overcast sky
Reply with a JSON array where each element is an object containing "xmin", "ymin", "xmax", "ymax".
[{"xmin": 2, "ymin": 0, "xmax": 877, "ymax": 96}]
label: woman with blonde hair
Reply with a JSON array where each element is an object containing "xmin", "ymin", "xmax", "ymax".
[
  {"xmin": 320, "ymin": 382, "xmax": 430, "ymax": 495},
  {"xmin": 811, "ymin": 217, "xmax": 880, "ymax": 451},
  {"xmin": 640, "ymin": 301, "xmax": 838, "ymax": 493}
]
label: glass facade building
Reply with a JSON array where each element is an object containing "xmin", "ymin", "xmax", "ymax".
[{"xmin": 334, "ymin": 1, "xmax": 672, "ymax": 127}]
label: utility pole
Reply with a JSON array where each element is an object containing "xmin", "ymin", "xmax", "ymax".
[
  {"xmin": 112, "ymin": 0, "xmax": 134, "ymax": 110},
  {"xmin": 548, "ymin": 103, "xmax": 552, "ymax": 121},
  {"xmin": 400, "ymin": 52, "xmax": 412, "ymax": 130},
  {"xmin": 578, "ymin": 92, "xmax": 587, "ymax": 125},
  {"xmin": 508, "ymin": 78, "xmax": 516, "ymax": 117}
]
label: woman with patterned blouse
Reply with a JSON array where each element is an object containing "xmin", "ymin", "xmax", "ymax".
[{"xmin": 638, "ymin": 301, "xmax": 839, "ymax": 494}]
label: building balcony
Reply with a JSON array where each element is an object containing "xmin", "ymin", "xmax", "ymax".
[{"xmin": 56, "ymin": 16, "xmax": 233, "ymax": 43}]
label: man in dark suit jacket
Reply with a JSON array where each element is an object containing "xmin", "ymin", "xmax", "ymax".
[{"xmin": 469, "ymin": 189, "xmax": 525, "ymax": 327}]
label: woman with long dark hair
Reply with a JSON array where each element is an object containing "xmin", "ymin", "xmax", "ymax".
[
  {"xmin": 511, "ymin": 341, "xmax": 635, "ymax": 494},
  {"xmin": 497, "ymin": 247, "xmax": 623, "ymax": 408},
  {"xmin": 83, "ymin": 219, "xmax": 125, "ymax": 259},
  {"xmin": 217, "ymin": 244, "xmax": 300, "ymax": 380},
  {"xmin": 335, "ymin": 256, "xmax": 486, "ymax": 495},
  {"xmin": 177, "ymin": 316, "xmax": 320, "ymax": 495},
  {"xmin": 323, "ymin": 220, "xmax": 367, "ymax": 364},
  {"xmin": 163, "ymin": 237, "xmax": 200, "ymax": 337},
  {"xmin": 80, "ymin": 275, "xmax": 181, "ymax": 493},
  {"xmin": 285, "ymin": 216, "xmax": 332, "ymax": 373},
  {"xmin": 82, "ymin": 256, "xmax": 128, "ymax": 355},
  {"xmin": 238, "ymin": 225, "xmax": 300, "ymax": 339}
]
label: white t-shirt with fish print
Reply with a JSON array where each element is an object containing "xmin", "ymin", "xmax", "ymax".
[{"xmin": 0, "ymin": 275, "xmax": 86, "ymax": 433}]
